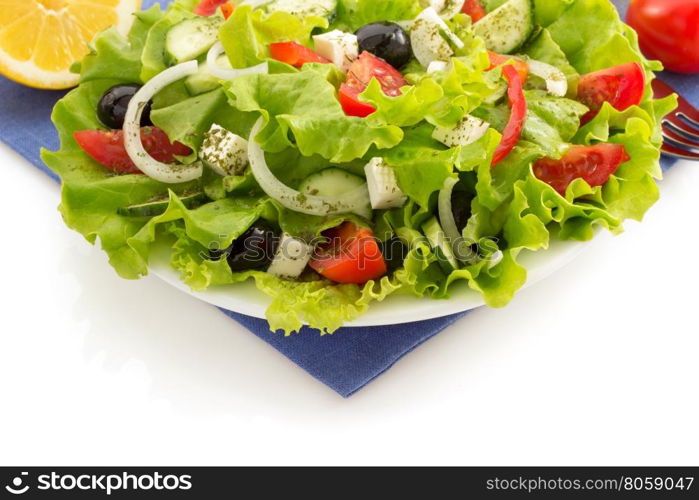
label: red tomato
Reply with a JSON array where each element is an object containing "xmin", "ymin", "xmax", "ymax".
[
  {"xmin": 74, "ymin": 128, "xmax": 192, "ymax": 175},
  {"xmin": 340, "ymin": 51, "xmax": 407, "ymax": 117},
  {"xmin": 491, "ymin": 65, "xmax": 527, "ymax": 166},
  {"xmin": 627, "ymin": 0, "xmax": 699, "ymax": 74},
  {"xmin": 269, "ymin": 42, "xmax": 330, "ymax": 68},
  {"xmin": 577, "ymin": 62, "xmax": 646, "ymax": 124},
  {"xmin": 533, "ymin": 144, "xmax": 630, "ymax": 195},
  {"xmin": 339, "ymin": 84, "xmax": 378, "ymax": 118},
  {"xmin": 194, "ymin": 0, "xmax": 232, "ymax": 17},
  {"xmin": 310, "ymin": 222, "xmax": 388, "ymax": 284},
  {"xmin": 220, "ymin": 3, "xmax": 235, "ymax": 19},
  {"xmin": 487, "ymin": 51, "xmax": 529, "ymax": 82},
  {"xmin": 462, "ymin": 0, "xmax": 487, "ymax": 22}
]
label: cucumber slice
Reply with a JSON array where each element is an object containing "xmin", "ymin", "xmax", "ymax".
[
  {"xmin": 422, "ymin": 216, "xmax": 459, "ymax": 273},
  {"xmin": 473, "ymin": 0, "xmax": 534, "ymax": 54},
  {"xmin": 117, "ymin": 192, "xmax": 208, "ymax": 218},
  {"xmin": 184, "ymin": 62, "xmax": 220, "ymax": 96},
  {"xmin": 165, "ymin": 17, "xmax": 222, "ymax": 64},
  {"xmin": 298, "ymin": 168, "xmax": 372, "ymax": 220}
]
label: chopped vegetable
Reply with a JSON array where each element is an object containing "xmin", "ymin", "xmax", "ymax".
[
  {"xmin": 270, "ymin": 42, "xmax": 331, "ymax": 67},
  {"xmin": 533, "ymin": 144, "xmax": 630, "ymax": 195},
  {"xmin": 461, "ymin": 0, "xmax": 487, "ymax": 22},
  {"xmin": 491, "ymin": 64, "xmax": 527, "ymax": 166},
  {"xmin": 74, "ymin": 128, "xmax": 191, "ymax": 175},
  {"xmin": 577, "ymin": 62, "xmax": 646, "ymax": 124},
  {"xmin": 340, "ymin": 51, "xmax": 407, "ymax": 117},
  {"xmin": 310, "ymin": 223, "xmax": 388, "ymax": 284}
]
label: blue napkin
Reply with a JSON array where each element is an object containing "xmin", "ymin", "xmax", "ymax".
[{"xmin": 0, "ymin": 0, "xmax": 695, "ymax": 397}]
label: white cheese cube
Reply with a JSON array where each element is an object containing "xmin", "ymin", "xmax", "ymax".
[
  {"xmin": 364, "ymin": 158, "xmax": 407, "ymax": 210},
  {"xmin": 199, "ymin": 124, "xmax": 249, "ymax": 176},
  {"xmin": 432, "ymin": 115, "xmax": 491, "ymax": 147},
  {"xmin": 427, "ymin": 60, "xmax": 449, "ymax": 74},
  {"xmin": 313, "ymin": 30, "xmax": 359, "ymax": 71},
  {"xmin": 267, "ymin": 233, "xmax": 313, "ymax": 280}
]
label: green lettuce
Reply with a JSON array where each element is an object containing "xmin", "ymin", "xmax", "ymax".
[
  {"xmin": 332, "ymin": 0, "xmax": 422, "ymax": 32},
  {"xmin": 361, "ymin": 26, "xmax": 493, "ymax": 128},
  {"xmin": 223, "ymin": 65, "xmax": 403, "ymax": 162},
  {"xmin": 218, "ymin": 5, "xmax": 328, "ymax": 68}
]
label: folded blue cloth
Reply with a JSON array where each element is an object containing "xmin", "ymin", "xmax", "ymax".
[{"xmin": 0, "ymin": 0, "xmax": 695, "ymax": 397}]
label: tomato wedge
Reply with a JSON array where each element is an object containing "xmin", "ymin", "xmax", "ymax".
[
  {"xmin": 194, "ymin": 0, "xmax": 233, "ymax": 17},
  {"xmin": 340, "ymin": 51, "xmax": 407, "ymax": 117},
  {"xmin": 74, "ymin": 127, "xmax": 192, "ymax": 175},
  {"xmin": 462, "ymin": 0, "xmax": 487, "ymax": 22},
  {"xmin": 339, "ymin": 85, "xmax": 378, "ymax": 118},
  {"xmin": 577, "ymin": 62, "xmax": 646, "ymax": 124},
  {"xmin": 533, "ymin": 144, "xmax": 630, "ymax": 195},
  {"xmin": 310, "ymin": 222, "xmax": 388, "ymax": 284},
  {"xmin": 488, "ymin": 51, "xmax": 529, "ymax": 82},
  {"xmin": 491, "ymin": 64, "xmax": 527, "ymax": 166},
  {"xmin": 269, "ymin": 42, "xmax": 330, "ymax": 68},
  {"xmin": 220, "ymin": 3, "xmax": 235, "ymax": 19}
]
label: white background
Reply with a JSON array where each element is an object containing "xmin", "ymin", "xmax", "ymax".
[{"xmin": 0, "ymin": 142, "xmax": 697, "ymax": 466}]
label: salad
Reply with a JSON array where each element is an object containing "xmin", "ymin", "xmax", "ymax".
[{"xmin": 43, "ymin": 0, "xmax": 676, "ymax": 334}]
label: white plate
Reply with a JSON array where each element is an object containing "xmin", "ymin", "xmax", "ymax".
[{"xmin": 151, "ymin": 232, "xmax": 594, "ymax": 327}]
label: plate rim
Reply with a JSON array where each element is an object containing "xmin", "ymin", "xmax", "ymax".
[{"xmin": 150, "ymin": 232, "xmax": 595, "ymax": 328}]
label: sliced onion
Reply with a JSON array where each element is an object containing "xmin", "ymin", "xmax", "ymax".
[
  {"xmin": 438, "ymin": 177, "xmax": 461, "ymax": 243},
  {"xmin": 206, "ymin": 42, "xmax": 269, "ymax": 81},
  {"xmin": 526, "ymin": 58, "xmax": 568, "ymax": 97},
  {"xmin": 438, "ymin": 0, "xmax": 467, "ymax": 20},
  {"xmin": 248, "ymin": 118, "xmax": 371, "ymax": 216},
  {"xmin": 488, "ymin": 250, "xmax": 504, "ymax": 269},
  {"xmin": 420, "ymin": 7, "xmax": 465, "ymax": 49},
  {"xmin": 124, "ymin": 61, "xmax": 203, "ymax": 184}
]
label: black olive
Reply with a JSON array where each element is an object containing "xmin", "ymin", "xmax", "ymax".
[
  {"xmin": 97, "ymin": 84, "xmax": 152, "ymax": 129},
  {"xmin": 209, "ymin": 223, "xmax": 278, "ymax": 272},
  {"xmin": 451, "ymin": 189, "xmax": 473, "ymax": 232},
  {"xmin": 355, "ymin": 22, "xmax": 412, "ymax": 69}
]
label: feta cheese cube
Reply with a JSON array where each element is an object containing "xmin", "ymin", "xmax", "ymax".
[
  {"xmin": 364, "ymin": 158, "xmax": 407, "ymax": 210},
  {"xmin": 267, "ymin": 233, "xmax": 313, "ymax": 280},
  {"xmin": 432, "ymin": 115, "xmax": 491, "ymax": 147},
  {"xmin": 199, "ymin": 124, "xmax": 249, "ymax": 176},
  {"xmin": 313, "ymin": 30, "xmax": 359, "ymax": 71}
]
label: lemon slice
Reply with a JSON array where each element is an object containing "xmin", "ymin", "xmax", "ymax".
[{"xmin": 0, "ymin": 0, "xmax": 141, "ymax": 89}]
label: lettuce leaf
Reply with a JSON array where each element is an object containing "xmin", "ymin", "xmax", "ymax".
[
  {"xmin": 218, "ymin": 5, "xmax": 328, "ymax": 69},
  {"xmin": 73, "ymin": 4, "xmax": 163, "ymax": 83},
  {"xmin": 140, "ymin": 0, "xmax": 201, "ymax": 81},
  {"xmin": 41, "ymin": 79, "xmax": 200, "ymax": 279},
  {"xmin": 332, "ymin": 0, "xmax": 422, "ymax": 32},
  {"xmin": 224, "ymin": 65, "xmax": 403, "ymax": 162},
  {"xmin": 383, "ymin": 124, "xmax": 459, "ymax": 208}
]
